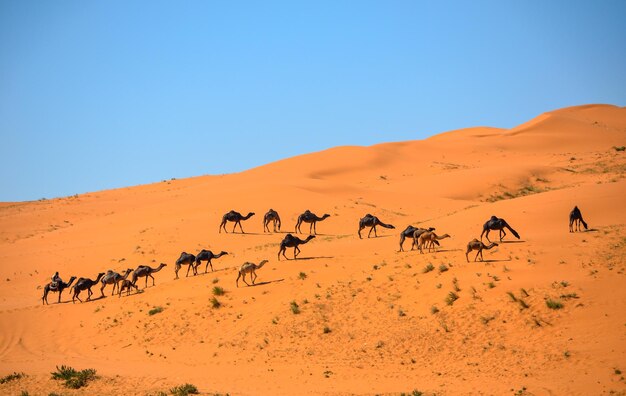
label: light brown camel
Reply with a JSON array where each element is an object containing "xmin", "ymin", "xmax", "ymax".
[
  {"xmin": 71, "ymin": 273, "xmax": 105, "ymax": 303},
  {"xmin": 416, "ymin": 231, "xmax": 451, "ymax": 253},
  {"xmin": 236, "ymin": 260, "xmax": 269, "ymax": 287},
  {"xmin": 42, "ymin": 276, "xmax": 76, "ymax": 305},
  {"xmin": 465, "ymin": 239, "xmax": 498, "ymax": 262},
  {"xmin": 263, "ymin": 209, "xmax": 281, "ymax": 233},
  {"xmin": 219, "ymin": 210, "xmax": 255, "ymax": 233},
  {"xmin": 295, "ymin": 210, "xmax": 330, "ymax": 235},
  {"xmin": 118, "ymin": 279, "xmax": 140, "ymax": 297},
  {"xmin": 132, "ymin": 263, "xmax": 167, "ymax": 289},
  {"xmin": 100, "ymin": 268, "xmax": 133, "ymax": 297},
  {"xmin": 278, "ymin": 234, "xmax": 316, "ymax": 260}
]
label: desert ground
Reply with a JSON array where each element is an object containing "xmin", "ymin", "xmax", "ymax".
[{"xmin": 1, "ymin": 104, "xmax": 625, "ymax": 395}]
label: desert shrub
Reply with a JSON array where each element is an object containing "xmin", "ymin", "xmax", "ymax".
[
  {"xmin": 298, "ymin": 272, "xmax": 307, "ymax": 280},
  {"xmin": 0, "ymin": 372, "xmax": 25, "ymax": 384},
  {"xmin": 423, "ymin": 263, "xmax": 435, "ymax": 273},
  {"xmin": 170, "ymin": 383, "xmax": 199, "ymax": 396},
  {"xmin": 148, "ymin": 306, "xmax": 164, "ymax": 315},
  {"xmin": 290, "ymin": 301, "xmax": 300, "ymax": 314},
  {"xmin": 210, "ymin": 297, "xmax": 221, "ymax": 308},
  {"xmin": 546, "ymin": 299, "xmax": 564, "ymax": 310},
  {"xmin": 438, "ymin": 264, "xmax": 449, "ymax": 273},
  {"xmin": 506, "ymin": 291, "xmax": 517, "ymax": 302},
  {"xmin": 212, "ymin": 286, "xmax": 225, "ymax": 296},
  {"xmin": 323, "ymin": 326, "xmax": 331, "ymax": 334},
  {"xmin": 445, "ymin": 292, "xmax": 459, "ymax": 306},
  {"xmin": 51, "ymin": 365, "xmax": 97, "ymax": 389},
  {"xmin": 430, "ymin": 305, "xmax": 439, "ymax": 314}
]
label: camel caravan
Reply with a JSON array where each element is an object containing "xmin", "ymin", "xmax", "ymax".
[{"xmin": 42, "ymin": 206, "xmax": 588, "ymax": 303}]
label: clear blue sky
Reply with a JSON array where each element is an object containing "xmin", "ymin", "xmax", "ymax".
[{"xmin": 1, "ymin": 1, "xmax": 625, "ymax": 202}]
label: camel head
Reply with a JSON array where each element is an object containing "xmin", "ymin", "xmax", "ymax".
[
  {"xmin": 305, "ymin": 235, "xmax": 316, "ymax": 242},
  {"xmin": 322, "ymin": 214, "xmax": 330, "ymax": 219},
  {"xmin": 257, "ymin": 259, "xmax": 269, "ymax": 268},
  {"xmin": 67, "ymin": 276, "xmax": 77, "ymax": 286}
]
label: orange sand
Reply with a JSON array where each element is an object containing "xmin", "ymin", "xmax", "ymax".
[{"xmin": 1, "ymin": 104, "xmax": 625, "ymax": 395}]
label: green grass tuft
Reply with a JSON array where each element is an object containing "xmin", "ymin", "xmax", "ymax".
[
  {"xmin": 290, "ymin": 301, "xmax": 300, "ymax": 314},
  {"xmin": 51, "ymin": 365, "xmax": 97, "ymax": 389},
  {"xmin": 148, "ymin": 306, "xmax": 164, "ymax": 315},
  {"xmin": 0, "ymin": 372, "xmax": 25, "ymax": 384},
  {"xmin": 423, "ymin": 263, "xmax": 435, "ymax": 273},
  {"xmin": 445, "ymin": 291, "xmax": 459, "ymax": 306},
  {"xmin": 298, "ymin": 272, "xmax": 307, "ymax": 280},
  {"xmin": 212, "ymin": 286, "xmax": 225, "ymax": 296},
  {"xmin": 210, "ymin": 297, "xmax": 221, "ymax": 309},
  {"xmin": 170, "ymin": 383, "xmax": 199, "ymax": 396},
  {"xmin": 546, "ymin": 299, "xmax": 564, "ymax": 310}
]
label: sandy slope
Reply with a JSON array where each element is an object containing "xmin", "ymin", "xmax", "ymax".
[{"xmin": 1, "ymin": 104, "xmax": 625, "ymax": 395}]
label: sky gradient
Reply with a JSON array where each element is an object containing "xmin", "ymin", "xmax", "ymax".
[{"xmin": 1, "ymin": 1, "xmax": 625, "ymax": 201}]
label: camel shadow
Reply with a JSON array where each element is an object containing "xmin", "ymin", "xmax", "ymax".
[
  {"xmin": 481, "ymin": 258, "xmax": 513, "ymax": 263},
  {"xmin": 362, "ymin": 234, "xmax": 393, "ymax": 239},
  {"xmin": 582, "ymin": 228, "xmax": 599, "ymax": 233},
  {"xmin": 499, "ymin": 240, "xmax": 526, "ymax": 244},
  {"xmin": 248, "ymin": 279, "xmax": 285, "ymax": 287},
  {"xmin": 290, "ymin": 256, "xmax": 334, "ymax": 261}
]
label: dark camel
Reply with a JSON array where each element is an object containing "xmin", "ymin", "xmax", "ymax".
[
  {"xmin": 416, "ymin": 231, "xmax": 450, "ymax": 253},
  {"xmin": 118, "ymin": 279, "xmax": 139, "ymax": 297},
  {"xmin": 100, "ymin": 268, "xmax": 133, "ymax": 297},
  {"xmin": 465, "ymin": 239, "xmax": 498, "ymax": 262},
  {"xmin": 219, "ymin": 210, "xmax": 255, "ymax": 233},
  {"xmin": 569, "ymin": 206, "xmax": 588, "ymax": 232},
  {"xmin": 195, "ymin": 250, "xmax": 228, "ymax": 273},
  {"xmin": 295, "ymin": 210, "xmax": 330, "ymax": 235},
  {"xmin": 397, "ymin": 226, "xmax": 436, "ymax": 251},
  {"xmin": 481, "ymin": 216, "xmax": 520, "ymax": 243},
  {"xmin": 358, "ymin": 214, "xmax": 395, "ymax": 239},
  {"xmin": 236, "ymin": 260, "xmax": 269, "ymax": 287},
  {"xmin": 132, "ymin": 263, "xmax": 167, "ymax": 288},
  {"xmin": 263, "ymin": 209, "xmax": 281, "ymax": 233},
  {"xmin": 278, "ymin": 234, "xmax": 316, "ymax": 260},
  {"xmin": 174, "ymin": 252, "xmax": 197, "ymax": 279},
  {"xmin": 71, "ymin": 272, "xmax": 105, "ymax": 303},
  {"xmin": 42, "ymin": 275, "xmax": 76, "ymax": 305}
]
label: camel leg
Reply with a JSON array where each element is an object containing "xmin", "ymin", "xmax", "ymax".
[
  {"xmin": 100, "ymin": 283, "xmax": 106, "ymax": 297},
  {"xmin": 368, "ymin": 226, "xmax": 375, "ymax": 238},
  {"xmin": 186, "ymin": 264, "xmax": 192, "ymax": 277},
  {"xmin": 465, "ymin": 249, "xmax": 471, "ymax": 262},
  {"xmin": 499, "ymin": 228, "xmax": 506, "ymax": 241},
  {"xmin": 399, "ymin": 235, "xmax": 405, "ymax": 252},
  {"xmin": 175, "ymin": 264, "xmax": 181, "ymax": 279},
  {"xmin": 58, "ymin": 289, "xmax": 63, "ymax": 304},
  {"xmin": 484, "ymin": 230, "xmax": 492, "ymax": 243},
  {"xmin": 150, "ymin": 274, "xmax": 155, "ymax": 287},
  {"xmin": 294, "ymin": 246, "xmax": 300, "ymax": 259},
  {"xmin": 251, "ymin": 270, "xmax": 257, "ymax": 285},
  {"xmin": 358, "ymin": 226, "xmax": 363, "ymax": 239},
  {"xmin": 236, "ymin": 272, "xmax": 241, "ymax": 287},
  {"xmin": 475, "ymin": 250, "xmax": 482, "ymax": 262},
  {"xmin": 87, "ymin": 288, "xmax": 93, "ymax": 301},
  {"xmin": 242, "ymin": 273, "xmax": 250, "ymax": 286}
]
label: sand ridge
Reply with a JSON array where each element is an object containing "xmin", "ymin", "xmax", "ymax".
[{"xmin": 0, "ymin": 104, "xmax": 625, "ymax": 395}]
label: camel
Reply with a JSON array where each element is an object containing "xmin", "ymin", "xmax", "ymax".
[
  {"xmin": 569, "ymin": 206, "xmax": 588, "ymax": 232},
  {"xmin": 416, "ymin": 231, "xmax": 450, "ymax": 254},
  {"xmin": 481, "ymin": 216, "xmax": 520, "ymax": 242},
  {"xmin": 465, "ymin": 239, "xmax": 498, "ymax": 262},
  {"xmin": 219, "ymin": 210, "xmax": 255, "ymax": 233},
  {"xmin": 397, "ymin": 226, "xmax": 436, "ymax": 251},
  {"xmin": 358, "ymin": 214, "xmax": 395, "ymax": 239},
  {"xmin": 71, "ymin": 272, "xmax": 105, "ymax": 303},
  {"xmin": 132, "ymin": 263, "xmax": 167, "ymax": 289},
  {"xmin": 118, "ymin": 279, "xmax": 139, "ymax": 297},
  {"xmin": 278, "ymin": 234, "xmax": 316, "ymax": 260},
  {"xmin": 263, "ymin": 209, "xmax": 282, "ymax": 233},
  {"xmin": 236, "ymin": 260, "xmax": 269, "ymax": 287},
  {"xmin": 194, "ymin": 250, "xmax": 228, "ymax": 273},
  {"xmin": 100, "ymin": 268, "xmax": 133, "ymax": 297},
  {"xmin": 174, "ymin": 252, "xmax": 197, "ymax": 279},
  {"xmin": 42, "ymin": 275, "xmax": 76, "ymax": 305},
  {"xmin": 295, "ymin": 210, "xmax": 330, "ymax": 235}
]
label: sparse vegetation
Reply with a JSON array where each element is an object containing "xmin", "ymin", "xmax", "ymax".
[
  {"xmin": 445, "ymin": 291, "xmax": 459, "ymax": 306},
  {"xmin": 298, "ymin": 272, "xmax": 307, "ymax": 280},
  {"xmin": 400, "ymin": 391, "xmax": 423, "ymax": 396},
  {"xmin": 0, "ymin": 372, "xmax": 25, "ymax": 384},
  {"xmin": 518, "ymin": 299, "xmax": 530, "ymax": 309},
  {"xmin": 430, "ymin": 305, "xmax": 439, "ymax": 314},
  {"xmin": 439, "ymin": 264, "xmax": 449, "ymax": 273},
  {"xmin": 481, "ymin": 315, "xmax": 495, "ymax": 325},
  {"xmin": 170, "ymin": 383, "xmax": 199, "ymax": 396},
  {"xmin": 51, "ymin": 365, "xmax": 97, "ymax": 389},
  {"xmin": 148, "ymin": 306, "xmax": 164, "ymax": 315},
  {"xmin": 212, "ymin": 286, "xmax": 225, "ymax": 296},
  {"xmin": 560, "ymin": 293, "xmax": 579, "ymax": 300},
  {"xmin": 423, "ymin": 263, "xmax": 435, "ymax": 273},
  {"xmin": 613, "ymin": 146, "xmax": 626, "ymax": 152},
  {"xmin": 520, "ymin": 288, "xmax": 530, "ymax": 297},
  {"xmin": 452, "ymin": 277, "xmax": 460, "ymax": 292},
  {"xmin": 323, "ymin": 326, "xmax": 331, "ymax": 334},
  {"xmin": 546, "ymin": 299, "xmax": 564, "ymax": 310},
  {"xmin": 290, "ymin": 300, "xmax": 300, "ymax": 314},
  {"xmin": 487, "ymin": 282, "xmax": 496, "ymax": 289}
]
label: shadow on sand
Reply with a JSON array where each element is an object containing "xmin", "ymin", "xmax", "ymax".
[{"xmin": 243, "ymin": 278, "xmax": 285, "ymax": 287}]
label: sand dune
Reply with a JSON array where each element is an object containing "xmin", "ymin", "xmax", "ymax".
[{"xmin": 1, "ymin": 104, "xmax": 625, "ymax": 395}]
